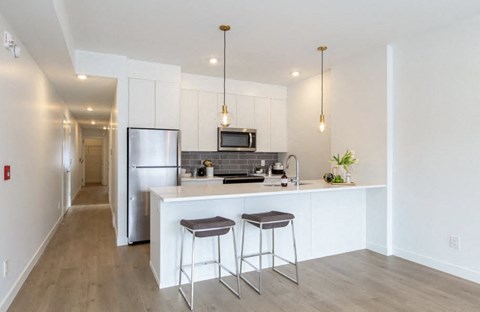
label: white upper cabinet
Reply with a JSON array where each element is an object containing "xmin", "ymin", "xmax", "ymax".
[
  {"xmin": 217, "ymin": 93, "xmax": 237, "ymax": 128},
  {"xmin": 236, "ymin": 95, "xmax": 255, "ymax": 129},
  {"xmin": 128, "ymin": 78, "xmax": 155, "ymax": 127},
  {"xmin": 270, "ymin": 99, "xmax": 288, "ymax": 152},
  {"xmin": 254, "ymin": 97, "xmax": 271, "ymax": 152},
  {"xmin": 156, "ymin": 81, "xmax": 180, "ymax": 129},
  {"xmin": 198, "ymin": 91, "xmax": 218, "ymax": 151},
  {"xmin": 180, "ymin": 89, "xmax": 199, "ymax": 151}
]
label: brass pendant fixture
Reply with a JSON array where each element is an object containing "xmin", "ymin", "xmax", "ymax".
[
  {"xmin": 318, "ymin": 46, "xmax": 327, "ymax": 133},
  {"xmin": 219, "ymin": 25, "xmax": 232, "ymax": 127}
]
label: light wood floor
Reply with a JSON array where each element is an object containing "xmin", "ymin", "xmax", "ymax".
[
  {"xmin": 72, "ymin": 183, "xmax": 109, "ymax": 206},
  {"xmin": 9, "ymin": 206, "xmax": 480, "ymax": 312}
]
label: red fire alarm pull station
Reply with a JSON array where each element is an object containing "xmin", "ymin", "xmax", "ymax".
[{"xmin": 4, "ymin": 165, "xmax": 11, "ymax": 180}]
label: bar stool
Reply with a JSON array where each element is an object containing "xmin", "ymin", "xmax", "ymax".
[
  {"xmin": 240, "ymin": 210, "xmax": 298, "ymax": 294},
  {"xmin": 179, "ymin": 216, "xmax": 241, "ymax": 310}
]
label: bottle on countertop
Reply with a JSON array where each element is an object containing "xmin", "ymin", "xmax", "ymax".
[{"xmin": 281, "ymin": 171, "xmax": 288, "ymax": 187}]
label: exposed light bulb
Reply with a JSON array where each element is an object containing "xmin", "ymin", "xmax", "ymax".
[
  {"xmin": 319, "ymin": 114, "xmax": 326, "ymax": 132},
  {"xmin": 220, "ymin": 105, "xmax": 231, "ymax": 127}
]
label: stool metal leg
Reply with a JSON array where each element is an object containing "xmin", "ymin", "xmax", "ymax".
[
  {"xmin": 272, "ymin": 228, "xmax": 275, "ymax": 269},
  {"xmin": 291, "ymin": 221, "xmax": 299, "ymax": 283},
  {"xmin": 232, "ymin": 228, "xmax": 241, "ymax": 297},
  {"xmin": 271, "ymin": 220, "xmax": 299, "ymax": 284},
  {"xmin": 240, "ymin": 220, "xmax": 246, "ymax": 275},
  {"xmin": 179, "ymin": 227, "xmax": 185, "ymax": 288},
  {"xmin": 179, "ymin": 229, "xmax": 196, "ymax": 310}
]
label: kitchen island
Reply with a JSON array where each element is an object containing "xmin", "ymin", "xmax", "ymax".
[{"xmin": 149, "ymin": 180, "xmax": 387, "ymax": 288}]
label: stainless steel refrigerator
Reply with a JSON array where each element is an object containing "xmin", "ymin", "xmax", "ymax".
[{"xmin": 127, "ymin": 127, "xmax": 181, "ymax": 244}]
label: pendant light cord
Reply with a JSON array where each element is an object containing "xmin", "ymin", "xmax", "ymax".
[
  {"xmin": 223, "ymin": 29, "xmax": 226, "ymax": 106},
  {"xmin": 321, "ymin": 49, "xmax": 324, "ymax": 115}
]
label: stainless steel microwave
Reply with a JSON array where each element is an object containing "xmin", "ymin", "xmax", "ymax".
[{"xmin": 217, "ymin": 127, "xmax": 256, "ymax": 152}]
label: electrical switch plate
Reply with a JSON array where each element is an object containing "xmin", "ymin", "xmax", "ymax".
[
  {"xmin": 450, "ymin": 235, "xmax": 460, "ymax": 250},
  {"xmin": 3, "ymin": 31, "xmax": 12, "ymax": 48},
  {"xmin": 4, "ymin": 165, "xmax": 10, "ymax": 180},
  {"xmin": 261, "ymin": 159, "xmax": 265, "ymax": 166}
]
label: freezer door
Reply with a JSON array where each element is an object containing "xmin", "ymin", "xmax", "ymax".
[
  {"xmin": 128, "ymin": 167, "xmax": 179, "ymax": 243},
  {"xmin": 128, "ymin": 128, "xmax": 180, "ymax": 167}
]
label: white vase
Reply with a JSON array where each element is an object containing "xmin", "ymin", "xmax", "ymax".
[{"xmin": 206, "ymin": 167, "xmax": 214, "ymax": 177}]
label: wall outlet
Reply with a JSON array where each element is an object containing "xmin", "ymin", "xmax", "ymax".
[
  {"xmin": 261, "ymin": 159, "xmax": 265, "ymax": 166},
  {"xmin": 3, "ymin": 259, "xmax": 8, "ymax": 277},
  {"xmin": 450, "ymin": 235, "xmax": 460, "ymax": 250}
]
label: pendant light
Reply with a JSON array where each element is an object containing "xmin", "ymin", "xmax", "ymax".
[
  {"xmin": 317, "ymin": 46, "xmax": 327, "ymax": 132},
  {"xmin": 219, "ymin": 25, "xmax": 232, "ymax": 127}
]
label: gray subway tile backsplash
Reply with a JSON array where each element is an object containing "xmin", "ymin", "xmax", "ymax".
[{"xmin": 181, "ymin": 152, "xmax": 279, "ymax": 174}]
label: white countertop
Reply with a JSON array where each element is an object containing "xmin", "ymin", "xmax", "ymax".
[{"xmin": 151, "ymin": 180, "xmax": 385, "ymax": 202}]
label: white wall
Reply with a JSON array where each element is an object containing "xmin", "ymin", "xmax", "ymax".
[
  {"xmin": 286, "ymin": 72, "xmax": 331, "ymax": 179},
  {"xmin": 330, "ymin": 49, "xmax": 388, "ymax": 185},
  {"xmin": 0, "ymin": 12, "xmax": 75, "ymax": 310},
  {"xmin": 392, "ymin": 15, "xmax": 480, "ymax": 283}
]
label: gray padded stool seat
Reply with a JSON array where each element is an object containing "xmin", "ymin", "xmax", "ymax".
[
  {"xmin": 181, "ymin": 216, "xmax": 235, "ymax": 237},
  {"xmin": 240, "ymin": 210, "xmax": 298, "ymax": 294},
  {"xmin": 242, "ymin": 211, "xmax": 294, "ymax": 229},
  {"xmin": 179, "ymin": 216, "xmax": 240, "ymax": 310}
]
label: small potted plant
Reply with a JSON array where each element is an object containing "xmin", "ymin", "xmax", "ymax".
[
  {"xmin": 330, "ymin": 150, "xmax": 358, "ymax": 183},
  {"xmin": 203, "ymin": 159, "xmax": 214, "ymax": 177}
]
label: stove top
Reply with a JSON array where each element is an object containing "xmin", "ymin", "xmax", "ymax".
[{"xmin": 214, "ymin": 173, "xmax": 265, "ymax": 184}]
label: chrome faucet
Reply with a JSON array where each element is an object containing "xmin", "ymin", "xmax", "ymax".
[{"xmin": 286, "ymin": 154, "xmax": 300, "ymax": 186}]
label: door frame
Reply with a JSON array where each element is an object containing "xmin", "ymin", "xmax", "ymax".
[{"xmin": 62, "ymin": 116, "xmax": 72, "ymax": 214}]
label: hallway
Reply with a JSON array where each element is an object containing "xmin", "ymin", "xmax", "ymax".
[
  {"xmin": 72, "ymin": 184, "xmax": 109, "ymax": 206},
  {"xmin": 8, "ymin": 206, "xmax": 480, "ymax": 311}
]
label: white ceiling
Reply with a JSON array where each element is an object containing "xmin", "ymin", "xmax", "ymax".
[{"xmin": 1, "ymin": 0, "xmax": 480, "ymax": 129}]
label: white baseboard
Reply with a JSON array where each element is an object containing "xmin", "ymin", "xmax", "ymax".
[
  {"xmin": 150, "ymin": 261, "xmax": 160, "ymax": 288},
  {"xmin": 0, "ymin": 214, "xmax": 63, "ymax": 312},
  {"xmin": 366, "ymin": 242, "xmax": 388, "ymax": 256},
  {"xmin": 394, "ymin": 247, "xmax": 480, "ymax": 284}
]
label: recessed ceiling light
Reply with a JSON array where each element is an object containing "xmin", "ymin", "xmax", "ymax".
[
  {"xmin": 291, "ymin": 71, "xmax": 300, "ymax": 77},
  {"xmin": 91, "ymin": 121, "xmax": 96, "ymax": 125},
  {"xmin": 87, "ymin": 107, "xmax": 93, "ymax": 112},
  {"xmin": 103, "ymin": 126, "xmax": 107, "ymax": 130},
  {"xmin": 209, "ymin": 58, "xmax": 218, "ymax": 64},
  {"xmin": 77, "ymin": 74, "xmax": 88, "ymax": 80}
]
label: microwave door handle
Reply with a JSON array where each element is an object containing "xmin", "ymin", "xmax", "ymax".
[{"xmin": 249, "ymin": 133, "xmax": 253, "ymax": 148}]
